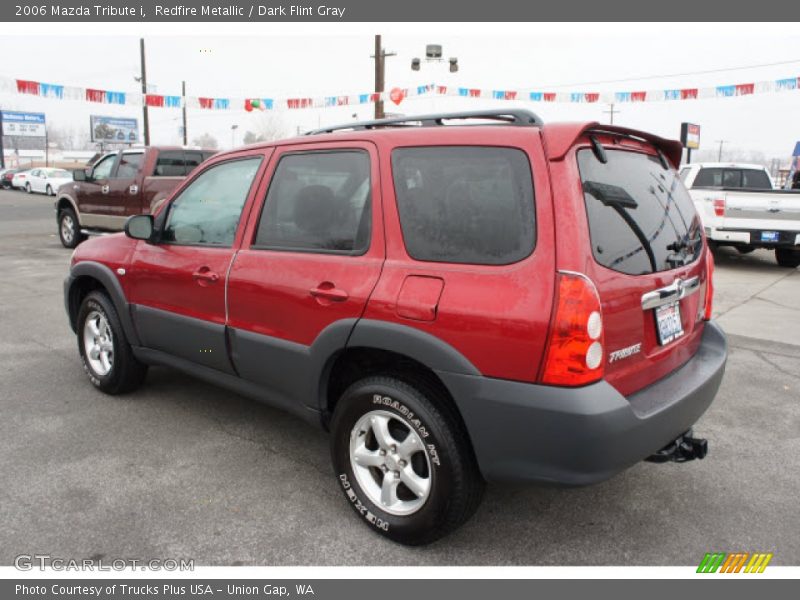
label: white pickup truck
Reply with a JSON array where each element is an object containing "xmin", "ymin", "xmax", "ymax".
[{"xmin": 680, "ymin": 162, "xmax": 800, "ymax": 268}]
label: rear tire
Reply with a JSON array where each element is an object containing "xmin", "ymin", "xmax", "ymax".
[
  {"xmin": 25, "ymin": 182, "xmax": 31, "ymax": 194},
  {"xmin": 77, "ymin": 291, "xmax": 147, "ymax": 394},
  {"xmin": 776, "ymin": 248, "xmax": 800, "ymax": 268},
  {"xmin": 736, "ymin": 245, "xmax": 755, "ymax": 254},
  {"xmin": 58, "ymin": 207, "xmax": 84, "ymax": 249},
  {"xmin": 330, "ymin": 375, "xmax": 484, "ymax": 545}
]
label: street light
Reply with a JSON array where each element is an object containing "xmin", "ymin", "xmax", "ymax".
[
  {"xmin": 411, "ymin": 44, "xmax": 458, "ymax": 72},
  {"xmin": 231, "ymin": 124, "xmax": 239, "ymax": 148}
]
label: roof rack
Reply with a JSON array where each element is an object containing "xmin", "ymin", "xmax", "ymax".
[{"xmin": 306, "ymin": 109, "xmax": 543, "ymax": 135}]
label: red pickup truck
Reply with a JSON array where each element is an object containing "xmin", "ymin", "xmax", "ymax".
[{"xmin": 55, "ymin": 146, "xmax": 216, "ymax": 248}]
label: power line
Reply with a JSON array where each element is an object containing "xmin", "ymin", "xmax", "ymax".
[{"xmin": 539, "ymin": 58, "xmax": 800, "ymax": 89}]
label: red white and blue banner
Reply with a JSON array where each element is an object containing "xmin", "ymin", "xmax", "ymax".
[{"xmin": 1, "ymin": 74, "xmax": 799, "ymax": 111}]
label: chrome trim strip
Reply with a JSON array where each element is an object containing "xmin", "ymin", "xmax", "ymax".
[{"xmin": 641, "ymin": 276, "xmax": 700, "ymax": 311}]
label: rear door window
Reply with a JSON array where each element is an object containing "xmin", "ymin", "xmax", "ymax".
[
  {"xmin": 578, "ymin": 149, "xmax": 702, "ymax": 275},
  {"xmin": 391, "ymin": 146, "xmax": 535, "ymax": 265},
  {"xmin": 253, "ymin": 151, "xmax": 371, "ymax": 254},
  {"xmin": 154, "ymin": 150, "xmax": 215, "ymax": 177},
  {"xmin": 154, "ymin": 151, "xmax": 188, "ymax": 176}
]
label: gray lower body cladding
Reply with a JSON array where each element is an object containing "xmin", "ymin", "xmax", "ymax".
[{"xmin": 439, "ymin": 321, "xmax": 727, "ymax": 485}]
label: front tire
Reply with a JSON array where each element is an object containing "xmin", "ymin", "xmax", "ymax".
[
  {"xmin": 58, "ymin": 207, "xmax": 84, "ymax": 248},
  {"xmin": 330, "ymin": 375, "xmax": 484, "ymax": 545},
  {"xmin": 46, "ymin": 184, "xmax": 53, "ymax": 196},
  {"xmin": 776, "ymin": 248, "xmax": 800, "ymax": 268},
  {"xmin": 77, "ymin": 291, "xmax": 147, "ymax": 394}
]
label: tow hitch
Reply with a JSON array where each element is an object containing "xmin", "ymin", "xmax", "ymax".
[{"xmin": 646, "ymin": 430, "xmax": 708, "ymax": 463}]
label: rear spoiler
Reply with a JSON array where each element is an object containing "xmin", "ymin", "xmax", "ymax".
[{"xmin": 542, "ymin": 121, "xmax": 684, "ymax": 169}]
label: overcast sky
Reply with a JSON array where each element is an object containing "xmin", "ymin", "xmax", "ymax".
[{"xmin": 1, "ymin": 25, "xmax": 799, "ymax": 159}]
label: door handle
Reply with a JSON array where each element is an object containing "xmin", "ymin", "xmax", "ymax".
[
  {"xmin": 101, "ymin": 184, "xmax": 109, "ymax": 194},
  {"xmin": 310, "ymin": 283, "xmax": 348, "ymax": 303},
  {"xmin": 192, "ymin": 268, "xmax": 220, "ymax": 285}
]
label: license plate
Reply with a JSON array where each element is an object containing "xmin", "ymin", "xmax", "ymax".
[
  {"xmin": 655, "ymin": 302, "xmax": 684, "ymax": 346},
  {"xmin": 761, "ymin": 231, "xmax": 780, "ymax": 242}
]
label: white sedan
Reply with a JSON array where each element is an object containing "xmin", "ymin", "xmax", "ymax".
[
  {"xmin": 22, "ymin": 168, "xmax": 74, "ymax": 195},
  {"xmin": 10, "ymin": 169, "xmax": 32, "ymax": 190}
]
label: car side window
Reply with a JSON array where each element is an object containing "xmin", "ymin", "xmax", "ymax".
[
  {"xmin": 161, "ymin": 157, "xmax": 262, "ymax": 247},
  {"xmin": 253, "ymin": 151, "xmax": 372, "ymax": 255},
  {"xmin": 116, "ymin": 153, "xmax": 144, "ymax": 178},
  {"xmin": 92, "ymin": 155, "xmax": 117, "ymax": 180},
  {"xmin": 154, "ymin": 150, "xmax": 187, "ymax": 176}
]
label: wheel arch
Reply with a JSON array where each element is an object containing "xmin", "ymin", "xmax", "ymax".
[
  {"xmin": 66, "ymin": 261, "xmax": 140, "ymax": 346},
  {"xmin": 56, "ymin": 194, "xmax": 80, "ymax": 224},
  {"xmin": 318, "ymin": 320, "xmax": 480, "ymax": 438}
]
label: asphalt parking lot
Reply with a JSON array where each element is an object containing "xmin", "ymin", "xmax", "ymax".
[{"xmin": 1, "ymin": 188, "xmax": 798, "ymax": 566}]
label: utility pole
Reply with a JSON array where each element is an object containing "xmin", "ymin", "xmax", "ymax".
[
  {"xmin": 603, "ymin": 103, "xmax": 619, "ymax": 125},
  {"xmin": 0, "ymin": 109, "xmax": 5, "ymax": 169},
  {"xmin": 716, "ymin": 140, "xmax": 728, "ymax": 162},
  {"xmin": 372, "ymin": 35, "xmax": 396, "ymax": 120},
  {"xmin": 181, "ymin": 80, "xmax": 188, "ymax": 146},
  {"xmin": 140, "ymin": 38, "xmax": 150, "ymax": 146}
]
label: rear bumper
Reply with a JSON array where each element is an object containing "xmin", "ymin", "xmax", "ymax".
[
  {"xmin": 439, "ymin": 321, "xmax": 727, "ymax": 485},
  {"xmin": 707, "ymin": 226, "xmax": 800, "ymax": 247}
]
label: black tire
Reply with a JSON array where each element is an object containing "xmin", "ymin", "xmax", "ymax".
[
  {"xmin": 76, "ymin": 291, "xmax": 147, "ymax": 394},
  {"xmin": 736, "ymin": 245, "xmax": 755, "ymax": 254},
  {"xmin": 46, "ymin": 184, "xmax": 53, "ymax": 196},
  {"xmin": 58, "ymin": 207, "xmax": 84, "ymax": 249},
  {"xmin": 330, "ymin": 375, "xmax": 484, "ymax": 545},
  {"xmin": 775, "ymin": 248, "xmax": 800, "ymax": 268},
  {"xmin": 25, "ymin": 182, "xmax": 31, "ymax": 194}
]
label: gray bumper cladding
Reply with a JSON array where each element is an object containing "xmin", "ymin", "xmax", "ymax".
[{"xmin": 439, "ymin": 321, "xmax": 728, "ymax": 485}]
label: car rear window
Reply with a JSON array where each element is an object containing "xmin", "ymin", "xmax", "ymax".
[
  {"xmin": 693, "ymin": 167, "xmax": 772, "ymax": 189},
  {"xmin": 578, "ymin": 148, "xmax": 702, "ymax": 276},
  {"xmin": 391, "ymin": 146, "xmax": 536, "ymax": 265}
]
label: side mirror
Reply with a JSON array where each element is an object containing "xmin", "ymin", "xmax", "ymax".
[
  {"xmin": 124, "ymin": 214, "xmax": 155, "ymax": 242},
  {"xmin": 73, "ymin": 170, "xmax": 87, "ymax": 182}
]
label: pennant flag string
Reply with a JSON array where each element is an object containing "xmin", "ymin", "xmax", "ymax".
[{"xmin": 0, "ymin": 74, "xmax": 798, "ymax": 112}]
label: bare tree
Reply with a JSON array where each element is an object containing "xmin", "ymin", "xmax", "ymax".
[
  {"xmin": 45, "ymin": 124, "xmax": 91, "ymax": 151},
  {"xmin": 252, "ymin": 114, "xmax": 288, "ymax": 142},
  {"xmin": 692, "ymin": 147, "xmax": 770, "ymax": 166},
  {"xmin": 242, "ymin": 130, "xmax": 261, "ymax": 145},
  {"xmin": 192, "ymin": 133, "xmax": 219, "ymax": 149}
]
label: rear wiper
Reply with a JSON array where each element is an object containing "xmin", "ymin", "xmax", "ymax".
[
  {"xmin": 583, "ymin": 180, "xmax": 657, "ymax": 272},
  {"xmin": 665, "ymin": 229, "xmax": 702, "ymax": 267}
]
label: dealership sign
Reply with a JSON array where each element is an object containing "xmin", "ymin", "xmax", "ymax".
[
  {"xmin": 681, "ymin": 122, "xmax": 701, "ymax": 149},
  {"xmin": 90, "ymin": 115, "xmax": 139, "ymax": 143},
  {"xmin": 1, "ymin": 111, "xmax": 46, "ymax": 137}
]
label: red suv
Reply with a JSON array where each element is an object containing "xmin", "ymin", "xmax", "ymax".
[{"xmin": 64, "ymin": 110, "xmax": 727, "ymax": 545}]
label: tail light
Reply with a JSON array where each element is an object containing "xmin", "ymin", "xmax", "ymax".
[
  {"xmin": 713, "ymin": 198, "xmax": 725, "ymax": 217},
  {"xmin": 541, "ymin": 272, "xmax": 604, "ymax": 386},
  {"xmin": 704, "ymin": 247, "xmax": 715, "ymax": 321}
]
